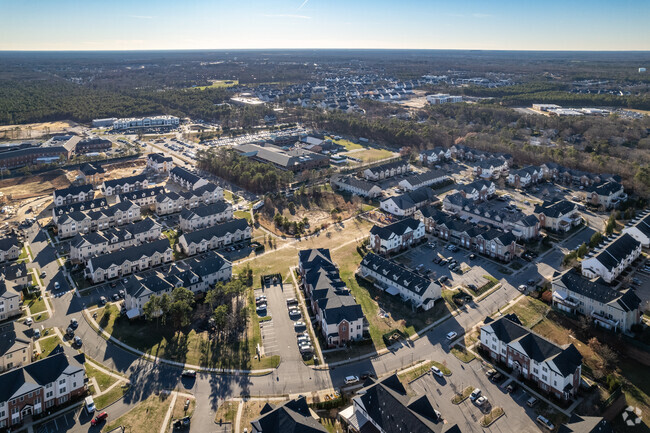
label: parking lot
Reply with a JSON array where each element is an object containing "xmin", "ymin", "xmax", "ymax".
[
  {"xmin": 254, "ymin": 278, "xmax": 309, "ymax": 362},
  {"xmin": 398, "ymin": 241, "xmax": 517, "ymax": 290},
  {"xmin": 36, "ymin": 409, "xmax": 79, "ymax": 433},
  {"xmin": 409, "ymin": 358, "xmax": 543, "ymax": 432}
]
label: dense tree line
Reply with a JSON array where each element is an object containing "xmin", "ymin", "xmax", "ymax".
[{"xmin": 197, "ymin": 147, "xmax": 293, "ymax": 193}]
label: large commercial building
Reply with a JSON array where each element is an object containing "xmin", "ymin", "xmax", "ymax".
[
  {"xmin": 112, "ymin": 116, "xmax": 179, "ymax": 130},
  {"xmin": 234, "ymin": 143, "xmax": 329, "ymax": 172}
]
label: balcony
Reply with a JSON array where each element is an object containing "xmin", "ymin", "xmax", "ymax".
[{"xmin": 591, "ymin": 311, "xmax": 619, "ymax": 329}]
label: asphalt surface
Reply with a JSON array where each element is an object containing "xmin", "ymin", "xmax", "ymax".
[{"xmin": 23, "ymin": 219, "xmax": 570, "ymax": 433}]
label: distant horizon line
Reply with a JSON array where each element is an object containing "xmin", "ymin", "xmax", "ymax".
[{"xmin": 1, "ymin": 48, "xmax": 649, "ymax": 53}]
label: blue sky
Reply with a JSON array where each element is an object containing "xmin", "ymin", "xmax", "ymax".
[{"xmin": 0, "ymin": 0, "xmax": 648, "ymax": 51}]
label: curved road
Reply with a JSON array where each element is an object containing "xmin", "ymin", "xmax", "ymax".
[{"xmin": 26, "ymin": 221, "xmax": 540, "ymax": 433}]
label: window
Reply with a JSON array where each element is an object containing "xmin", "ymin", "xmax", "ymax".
[
  {"xmin": 58, "ymin": 379, "xmax": 65, "ymax": 385},
  {"xmin": 542, "ymin": 375, "xmax": 547, "ymax": 381},
  {"xmin": 46, "ymin": 391, "xmax": 53, "ymax": 399}
]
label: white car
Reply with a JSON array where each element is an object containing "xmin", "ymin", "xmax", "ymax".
[
  {"xmin": 446, "ymin": 331, "xmax": 457, "ymax": 341},
  {"xmin": 344, "ymin": 375, "xmax": 359, "ymax": 385},
  {"xmin": 25, "ymin": 317, "xmax": 33, "ymax": 326},
  {"xmin": 518, "ymin": 284, "xmax": 527, "ymax": 292},
  {"xmin": 476, "ymin": 396, "xmax": 488, "ymax": 406},
  {"xmin": 469, "ymin": 388, "xmax": 481, "ymax": 401},
  {"xmin": 431, "ymin": 366, "xmax": 444, "ymax": 377},
  {"xmin": 54, "ymin": 282, "xmax": 60, "ymax": 290},
  {"xmin": 536, "ymin": 415, "xmax": 555, "ymax": 430}
]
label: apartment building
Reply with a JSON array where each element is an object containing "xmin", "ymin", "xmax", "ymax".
[
  {"xmin": 77, "ymin": 163, "xmax": 105, "ymax": 185},
  {"xmin": 369, "ymin": 217, "xmax": 425, "ymax": 255},
  {"xmin": 124, "ymin": 251, "xmax": 231, "ymax": 316},
  {"xmin": 507, "ymin": 166, "xmax": 541, "ymax": 188},
  {"xmin": 117, "ymin": 186, "xmax": 166, "ymax": 209},
  {"xmin": 398, "ymin": 170, "xmax": 449, "ymax": 191},
  {"xmin": 85, "ymin": 239, "xmax": 173, "ymax": 283},
  {"xmin": 0, "ymin": 280, "xmax": 21, "ymax": 322},
  {"xmin": 0, "ymin": 348, "xmax": 86, "ymax": 429},
  {"xmin": 298, "ymin": 249, "xmax": 365, "ymax": 348},
  {"xmin": 419, "ymin": 147, "xmax": 451, "ymax": 165},
  {"xmin": 342, "ymin": 374, "xmax": 459, "ymax": 433},
  {"xmin": 112, "ymin": 116, "xmax": 179, "ymax": 130},
  {"xmin": 251, "ymin": 397, "xmax": 327, "ymax": 433},
  {"xmin": 426, "ymin": 93, "xmax": 462, "ymax": 104},
  {"xmin": 622, "ymin": 211, "xmax": 650, "ymax": 248},
  {"xmin": 170, "ymin": 167, "xmax": 208, "ymax": 191},
  {"xmin": 69, "ymin": 218, "xmax": 162, "ymax": 263},
  {"xmin": 52, "ymin": 198, "xmax": 108, "ymax": 223},
  {"xmin": 330, "ymin": 175, "xmax": 382, "ymax": 198},
  {"xmin": 56, "ymin": 200, "xmax": 141, "ymax": 239},
  {"xmin": 380, "ymin": 187, "xmax": 436, "ymax": 216},
  {"xmin": 363, "ymin": 160, "xmax": 409, "ymax": 181},
  {"xmin": 552, "ymin": 268, "xmax": 641, "ymax": 332},
  {"xmin": 101, "ymin": 174, "xmax": 149, "ymax": 196},
  {"xmin": 472, "ymin": 157, "xmax": 509, "ymax": 179},
  {"xmin": 1, "ymin": 263, "xmax": 31, "ymax": 290},
  {"xmin": 0, "ymin": 322, "xmax": 32, "ymax": 373},
  {"xmin": 457, "ymin": 180, "xmax": 496, "ymax": 202},
  {"xmin": 581, "ymin": 233, "xmax": 642, "ymax": 283},
  {"xmin": 480, "ymin": 314, "xmax": 582, "ymax": 401},
  {"xmin": 585, "ymin": 181, "xmax": 626, "ymax": 209},
  {"xmin": 146, "ymin": 153, "xmax": 174, "ymax": 173},
  {"xmin": 359, "ymin": 253, "xmax": 441, "ymax": 311},
  {"xmin": 179, "ymin": 201, "xmax": 233, "ymax": 232},
  {"xmin": 53, "ymin": 185, "xmax": 95, "ymax": 207},
  {"xmin": 178, "ymin": 219, "xmax": 251, "ymax": 256},
  {"xmin": 0, "ymin": 237, "xmax": 21, "ymax": 262},
  {"xmin": 534, "ymin": 200, "xmax": 581, "ymax": 232}
]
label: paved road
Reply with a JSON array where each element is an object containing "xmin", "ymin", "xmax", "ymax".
[{"xmin": 26, "ymin": 221, "xmax": 567, "ymax": 433}]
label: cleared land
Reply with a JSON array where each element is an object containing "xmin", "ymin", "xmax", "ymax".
[
  {"xmin": 0, "ymin": 120, "xmax": 79, "ymax": 140},
  {"xmin": 342, "ymin": 148, "xmax": 395, "ymax": 163},
  {"xmin": 192, "ymin": 79, "xmax": 239, "ymax": 90},
  {"xmin": 0, "ymin": 171, "xmax": 70, "ymax": 200}
]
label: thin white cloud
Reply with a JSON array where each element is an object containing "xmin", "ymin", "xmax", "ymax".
[
  {"xmin": 472, "ymin": 13, "xmax": 493, "ymax": 18},
  {"xmin": 262, "ymin": 14, "xmax": 311, "ymax": 19},
  {"xmin": 298, "ymin": 0, "xmax": 310, "ymax": 10},
  {"xmin": 128, "ymin": 15, "xmax": 155, "ymax": 19}
]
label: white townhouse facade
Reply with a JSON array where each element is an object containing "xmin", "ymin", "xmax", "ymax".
[
  {"xmin": 330, "ymin": 175, "xmax": 382, "ymax": 198},
  {"xmin": 622, "ymin": 211, "xmax": 650, "ymax": 248},
  {"xmin": 363, "ymin": 160, "xmax": 409, "ymax": 181},
  {"xmin": 581, "ymin": 233, "xmax": 642, "ymax": 283},
  {"xmin": 0, "ymin": 237, "xmax": 21, "ymax": 262},
  {"xmin": 369, "ymin": 217, "xmax": 425, "ymax": 255},
  {"xmin": 359, "ymin": 253, "xmax": 441, "ymax": 311},
  {"xmin": 52, "ymin": 185, "xmax": 95, "ymax": 207},
  {"xmin": 179, "ymin": 201, "xmax": 233, "ymax": 232},
  {"xmin": 178, "ymin": 218, "xmax": 252, "ymax": 256},
  {"xmin": 0, "ymin": 281, "xmax": 21, "ymax": 321},
  {"xmin": 85, "ymin": 239, "xmax": 173, "ymax": 283},
  {"xmin": 56, "ymin": 200, "xmax": 141, "ymax": 239},
  {"xmin": 398, "ymin": 170, "xmax": 449, "ymax": 191},
  {"xmin": 552, "ymin": 268, "xmax": 641, "ymax": 332},
  {"xmin": 480, "ymin": 315, "xmax": 582, "ymax": 401},
  {"xmin": 101, "ymin": 174, "xmax": 149, "ymax": 196},
  {"xmin": 146, "ymin": 153, "xmax": 174, "ymax": 173}
]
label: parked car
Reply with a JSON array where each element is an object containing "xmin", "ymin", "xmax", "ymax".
[
  {"xmin": 112, "ymin": 293, "xmax": 120, "ymax": 301},
  {"xmin": 469, "ymin": 254, "xmax": 476, "ymax": 260},
  {"xmin": 25, "ymin": 317, "xmax": 33, "ymax": 326},
  {"xmin": 467, "ymin": 284, "xmax": 477, "ymax": 291},
  {"xmin": 446, "ymin": 331, "xmax": 457, "ymax": 341},
  {"xmin": 469, "ymin": 388, "xmax": 481, "ymax": 401},
  {"xmin": 485, "ymin": 369, "xmax": 496, "ymax": 378},
  {"xmin": 536, "ymin": 415, "xmax": 555, "ymax": 430},
  {"xmin": 286, "ymin": 298, "xmax": 298, "ymax": 306},
  {"xmin": 70, "ymin": 318, "xmax": 78, "ymax": 329},
  {"xmin": 40, "ymin": 270, "xmax": 46, "ymax": 278},
  {"xmin": 73, "ymin": 336, "xmax": 82, "ymax": 347},
  {"xmin": 431, "ymin": 366, "xmax": 444, "ymax": 377},
  {"xmin": 33, "ymin": 329, "xmax": 41, "ymax": 339},
  {"xmin": 99, "ymin": 296, "xmax": 107, "ymax": 305},
  {"xmin": 53, "ymin": 281, "xmax": 60, "ymax": 290},
  {"xmin": 476, "ymin": 396, "xmax": 488, "ymax": 406},
  {"xmin": 118, "ymin": 290, "xmax": 125, "ymax": 299},
  {"xmin": 506, "ymin": 383, "xmax": 518, "ymax": 393},
  {"xmin": 91, "ymin": 412, "xmax": 108, "ymax": 426},
  {"xmin": 294, "ymin": 321, "xmax": 306, "ymax": 330},
  {"xmin": 173, "ymin": 416, "xmax": 191, "ymax": 429},
  {"xmin": 438, "ymin": 276, "xmax": 449, "ymax": 284},
  {"xmin": 66, "ymin": 327, "xmax": 74, "ymax": 337},
  {"xmin": 344, "ymin": 375, "xmax": 359, "ymax": 385},
  {"xmin": 182, "ymin": 369, "xmax": 197, "ymax": 378},
  {"xmin": 491, "ymin": 372, "xmax": 504, "ymax": 383},
  {"xmin": 518, "ymin": 284, "xmax": 527, "ymax": 292},
  {"xmin": 526, "ymin": 396, "xmax": 538, "ymax": 407}
]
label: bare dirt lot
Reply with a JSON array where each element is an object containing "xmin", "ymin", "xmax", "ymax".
[
  {"xmin": 100, "ymin": 159, "xmax": 146, "ymax": 181},
  {"xmin": 0, "ymin": 121, "xmax": 80, "ymax": 140},
  {"xmin": 0, "ymin": 171, "xmax": 70, "ymax": 200}
]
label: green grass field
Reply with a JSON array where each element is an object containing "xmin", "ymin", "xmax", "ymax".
[{"xmin": 192, "ymin": 79, "xmax": 238, "ymax": 90}]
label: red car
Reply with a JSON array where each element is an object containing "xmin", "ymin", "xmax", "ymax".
[{"xmin": 91, "ymin": 412, "xmax": 108, "ymax": 426}]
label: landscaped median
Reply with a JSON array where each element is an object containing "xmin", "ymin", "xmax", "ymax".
[
  {"xmin": 397, "ymin": 360, "xmax": 452, "ymax": 383},
  {"xmin": 480, "ymin": 407, "xmax": 505, "ymax": 427},
  {"xmin": 104, "ymin": 393, "xmax": 171, "ymax": 433},
  {"xmin": 84, "ymin": 292, "xmax": 280, "ymax": 374},
  {"xmin": 451, "ymin": 345, "xmax": 476, "ymax": 363},
  {"xmin": 452, "ymin": 386, "xmax": 475, "ymax": 404}
]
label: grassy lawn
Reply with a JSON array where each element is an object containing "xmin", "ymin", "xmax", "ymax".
[
  {"xmin": 98, "ymin": 292, "xmax": 280, "ymax": 370},
  {"xmin": 19, "ymin": 246, "xmax": 30, "ymax": 262},
  {"xmin": 30, "ymin": 269, "xmax": 41, "ymax": 287},
  {"xmin": 480, "ymin": 407, "xmax": 504, "ymax": 427},
  {"xmin": 470, "ymin": 275, "xmax": 499, "ymax": 298},
  {"xmin": 37, "ymin": 335, "xmax": 62, "ymax": 357},
  {"xmin": 325, "ymin": 136, "xmax": 363, "ymax": 151},
  {"xmin": 342, "ymin": 148, "xmax": 395, "ymax": 163},
  {"xmin": 192, "ymin": 79, "xmax": 238, "ymax": 90},
  {"xmin": 103, "ymin": 392, "xmax": 166, "ymax": 431},
  {"xmin": 398, "ymin": 361, "xmax": 435, "ymax": 384},
  {"xmin": 215, "ymin": 401, "xmax": 238, "ymax": 425},
  {"xmin": 27, "ymin": 296, "xmax": 47, "ymax": 314},
  {"xmin": 451, "ymin": 345, "xmax": 475, "ymax": 363},
  {"xmin": 85, "ymin": 362, "xmax": 118, "ymax": 392},
  {"xmin": 505, "ymin": 296, "xmax": 549, "ymax": 328},
  {"xmin": 163, "ymin": 229, "xmax": 179, "ymax": 248},
  {"xmin": 95, "ymin": 383, "xmax": 130, "ymax": 410},
  {"xmin": 240, "ymin": 400, "xmax": 270, "ymax": 432},
  {"xmin": 441, "ymin": 288, "xmax": 461, "ymax": 312},
  {"xmin": 224, "ymin": 189, "xmax": 234, "ymax": 202},
  {"xmin": 171, "ymin": 395, "xmax": 196, "ymax": 420},
  {"xmin": 452, "ymin": 386, "xmax": 475, "ymax": 404},
  {"xmin": 234, "ymin": 210, "xmax": 252, "ymax": 223}
]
